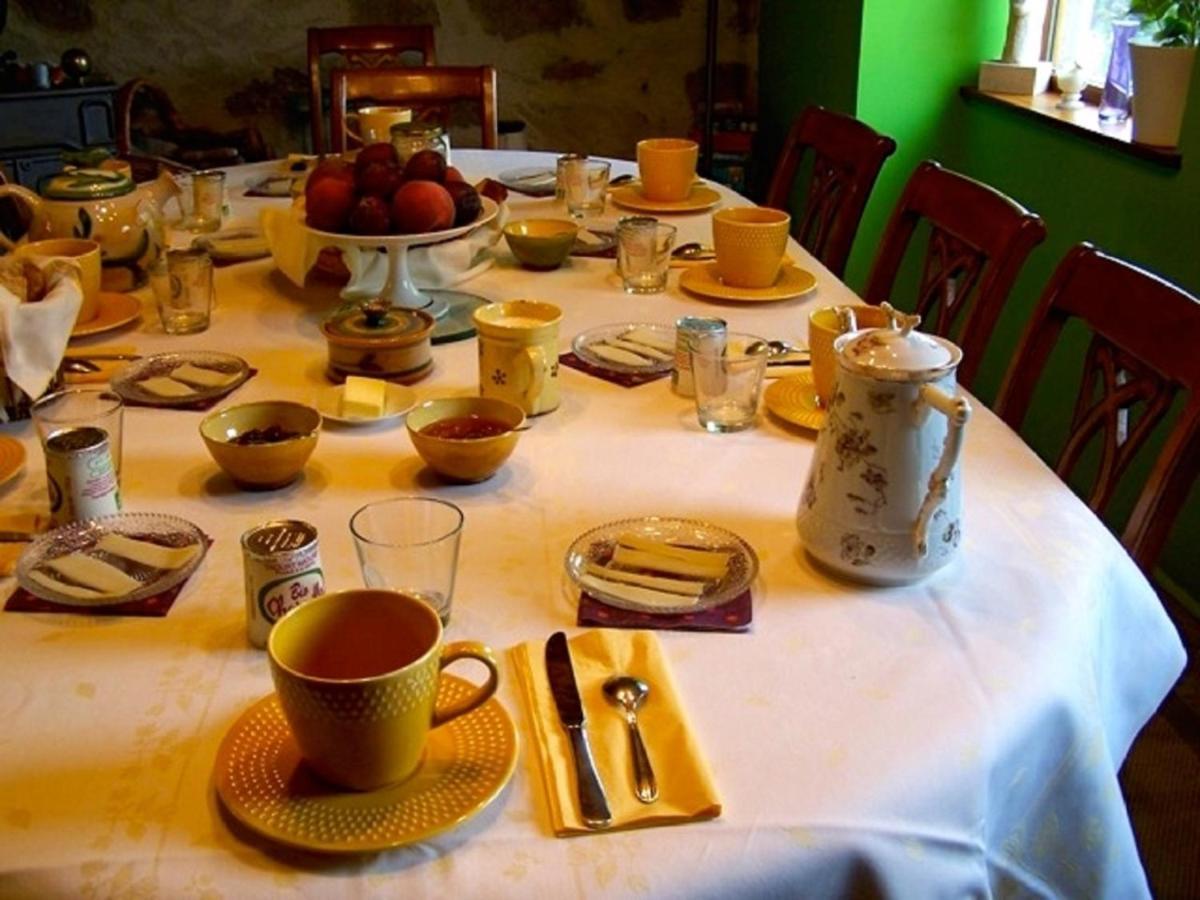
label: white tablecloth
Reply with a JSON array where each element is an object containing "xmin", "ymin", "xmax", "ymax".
[{"xmin": 0, "ymin": 151, "xmax": 1185, "ymax": 899}]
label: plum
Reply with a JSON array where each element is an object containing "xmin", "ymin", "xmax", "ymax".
[
  {"xmin": 348, "ymin": 195, "xmax": 393, "ymax": 235},
  {"xmin": 404, "ymin": 149, "xmax": 447, "ymax": 183},
  {"xmin": 444, "ymin": 181, "xmax": 483, "ymax": 227}
]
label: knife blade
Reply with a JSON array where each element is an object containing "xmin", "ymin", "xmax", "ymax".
[
  {"xmin": 545, "ymin": 631, "xmax": 612, "ymax": 829},
  {"xmin": 0, "ymin": 531, "xmax": 34, "ymax": 542}
]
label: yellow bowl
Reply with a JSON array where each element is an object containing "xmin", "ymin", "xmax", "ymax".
[
  {"xmin": 503, "ymin": 219, "xmax": 578, "ymax": 270},
  {"xmin": 200, "ymin": 401, "xmax": 321, "ymax": 490},
  {"xmin": 406, "ymin": 397, "xmax": 525, "ymax": 482}
]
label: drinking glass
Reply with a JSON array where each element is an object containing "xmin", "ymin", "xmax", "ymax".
[
  {"xmin": 155, "ymin": 248, "xmax": 213, "ymax": 334},
  {"xmin": 560, "ymin": 157, "xmax": 610, "ymax": 218},
  {"xmin": 691, "ymin": 334, "xmax": 769, "ymax": 433},
  {"xmin": 616, "ymin": 216, "xmax": 676, "ymax": 294},
  {"xmin": 349, "ymin": 497, "xmax": 465, "ymax": 625},
  {"xmin": 189, "ymin": 169, "xmax": 225, "ymax": 232},
  {"xmin": 31, "ymin": 387, "xmax": 125, "ymax": 477}
]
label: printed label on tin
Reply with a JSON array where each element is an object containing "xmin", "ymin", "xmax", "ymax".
[{"xmin": 257, "ymin": 567, "xmax": 325, "ymax": 625}]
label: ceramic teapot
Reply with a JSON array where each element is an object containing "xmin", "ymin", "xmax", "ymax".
[
  {"xmin": 0, "ymin": 168, "xmax": 159, "ymax": 287},
  {"xmin": 796, "ymin": 304, "xmax": 972, "ymax": 584}
]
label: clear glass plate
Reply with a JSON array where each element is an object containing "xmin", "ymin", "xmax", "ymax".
[
  {"xmin": 564, "ymin": 516, "xmax": 758, "ymax": 614},
  {"xmin": 111, "ymin": 352, "xmax": 251, "ymax": 407},
  {"xmin": 571, "ymin": 323, "xmax": 676, "ymax": 375},
  {"xmin": 16, "ymin": 512, "xmax": 208, "ymax": 607}
]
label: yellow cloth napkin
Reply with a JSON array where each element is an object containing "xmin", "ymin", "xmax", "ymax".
[
  {"xmin": 0, "ymin": 511, "xmax": 49, "ymax": 577},
  {"xmin": 510, "ymin": 629, "xmax": 721, "ymax": 836},
  {"xmin": 62, "ymin": 345, "xmax": 138, "ymax": 385}
]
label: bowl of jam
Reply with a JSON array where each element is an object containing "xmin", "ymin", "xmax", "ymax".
[
  {"xmin": 406, "ymin": 396, "xmax": 525, "ymax": 482},
  {"xmin": 199, "ymin": 400, "xmax": 321, "ymax": 490}
]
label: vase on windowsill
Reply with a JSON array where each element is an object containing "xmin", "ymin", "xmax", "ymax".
[{"xmin": 1130, "ymin": 42, "xmax": 1197, "ymax": 147}]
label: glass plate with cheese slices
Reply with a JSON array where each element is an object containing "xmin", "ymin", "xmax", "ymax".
[
  {"xmin": 572, "ymin": 323, "xmax": 676, "ymax": 375},
  {"xmin": 111, "ymin": 352, "xmax": 251, "ymax": 407},
  {"xmin": 564, "ymin": 516, "xmax": 758, "ymax": 614},
  {"xmin": 17, "ymin": 512, "xmax": 208, "ymax": 606}
]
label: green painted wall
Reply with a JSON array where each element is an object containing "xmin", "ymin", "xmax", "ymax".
[{"xmin": 758, "ymin": 0, "xmax": 1199, "ymax": 598}]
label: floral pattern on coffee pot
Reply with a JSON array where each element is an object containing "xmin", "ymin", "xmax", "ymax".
[{"xmin": 797, "ymin": 303, "xmax": 972, "ymax": 584}]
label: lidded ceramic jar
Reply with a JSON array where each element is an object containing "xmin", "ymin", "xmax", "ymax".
[
  {"xmin": 796, "ymin": 304, "xmax": 972, "ymax": 585},
  {"xmin": 321, "ymin": 299, "xmax": 435, "ymax": 384}
]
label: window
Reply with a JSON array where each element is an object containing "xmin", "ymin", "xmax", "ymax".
[{"xmin": 1051, "ymin": 0, "xmax": 1153, "ymax": 86}]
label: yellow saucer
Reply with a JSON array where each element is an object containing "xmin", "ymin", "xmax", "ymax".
[
  {"xmin": 610, "ymin": 184, "xmax": 722, "ymax": 214},
  {"xmin": 764, "ymin": 370, "xmax": 826, "ymax": 431},
  {"xmin": 0, "ymin": 436, "xmax": 26, "ymax": 488},
  {"xmin": 679, "ymin": 262, "xmax": 817, "ymax": 303},
  {"xmin": 71, "ymin": 292, "xmax": 142, "ymax": 339},
  {"xmin": 214, "ymin": 676, "xmax": 518, "ymax": 854}
]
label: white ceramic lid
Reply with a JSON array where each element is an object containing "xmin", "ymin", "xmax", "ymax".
[{"xmin": 837, "ymin": 304, "xmax": 961, "ymax": 382}]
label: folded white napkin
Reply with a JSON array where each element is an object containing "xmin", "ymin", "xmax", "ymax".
[
  {"xmin": 0, "ymin": 262, "xmax": 83, "ymax": 407},
  {"xmin": 262, "ymin": 198, "xmax": 507, "ymax": 298}
]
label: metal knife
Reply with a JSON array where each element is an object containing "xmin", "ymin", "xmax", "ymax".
[
  {"xmin": 0, "ymin": 531, "xmax": 34, "ymax": 543},
  {"xmin": 545, "ymin": 631, "xmax": 612, "ymax": 829}
]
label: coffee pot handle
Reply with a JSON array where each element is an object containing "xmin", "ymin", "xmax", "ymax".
[
  {"xmin": 0, "ymin": 184, "xmax": 47, "ymax": 251},
  {"xmin": 432, "ymin": 640, "xmax": 500, "ymax": 728},
  {"xmin": 913, "ymin": 384, "xmax": 972, "ymax": 557}
]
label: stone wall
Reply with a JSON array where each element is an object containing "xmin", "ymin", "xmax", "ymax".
[{"xmin": 2, "ymin": 0, "xmax": 757, "ymax": 159}]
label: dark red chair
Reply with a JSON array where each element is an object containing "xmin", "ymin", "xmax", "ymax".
[
  {"xmin": 863, "ymin": 161, "xmax": 1047, "ymax": 389},
  {"xmin": 764, "ymin": 106, "xmax": 896, "ymax": 279},
  {"xmin": 995, "ymin": 243, "xmax": 1200, "ymax": 573}
]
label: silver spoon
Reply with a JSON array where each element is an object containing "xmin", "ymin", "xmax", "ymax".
[
  {"xmin": 672, "ymin": 242, "xmax": 716, "ymax": 260},
  {"xmin": 602, "ymin": 676, "xmax": 658, "ymax": 803}
]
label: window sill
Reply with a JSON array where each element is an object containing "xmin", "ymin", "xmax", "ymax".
[{"xmin": 960, "ymin": 86, "xmax": 1182, "ymax": 170}]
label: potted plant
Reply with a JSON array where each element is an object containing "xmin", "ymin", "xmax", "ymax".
[{"xmin": 1129, "ymin": 0, "xmax": 1200, "ymax": 146}]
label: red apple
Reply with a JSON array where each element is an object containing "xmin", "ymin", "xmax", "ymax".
[
  {"xmin": 391, "ymin": 180, "xmax": 455, "ymax": 234},
  {"xmin": 348, "ymin": 195, "xmax": 392, "ymax": 235},
  {"xmin": 404, "ymin": 149, "xmax": 447, "ymax": 183},
  {"xmin": 305, "ymin": 175, "xmax": 357, "ymax": 231},
  {"xmin": 445, "ymin": 165, "xmax": 466, "ymax": 183},
  {"xmin": 355, "ymin": 142, "xmax": 399, "ymax": 172},
  {"xmin": 444, "ymin": 181, "xmax": 482, "ymax": 227},
  {"xmin": 355, "ymin": 160, "xmax": 402, "ymax": 198}
]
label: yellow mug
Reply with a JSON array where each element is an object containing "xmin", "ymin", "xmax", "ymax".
[
  {"xmin": 711, "ymin": 207, "xmax": 791, "ymax": 289},
  {"xmin": 268, "ymin": 588, "xmax": 499, "ymax": 792},
  {"xmin": 636, "ymin": 138, "xmax": 698, "ymax": 202},
  {"xmin": 808, "ymin": 304, "xmax": 893, "ymax": 407},
  {"xmin": 347, "ymin": 105, "xmax": 413, "ymax": 145},
  {"xmin": 473, "ymin": 300, "xmax": 562, "ymax": 416},
  {"xmin": 15, "ymin": 238, "xmax": 102, "ymax": 324}
]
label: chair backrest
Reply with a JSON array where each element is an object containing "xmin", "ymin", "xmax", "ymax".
[
  {"xmin": 995, "ymin": 243, "xmax": 1200, "ymax": 572},
  {"xmin": 307, "ymin": 25, "xmax": 437, "ymax": 154},
  {"xmin": 330, "ymin": 66, "xmax": 498, "ymax": 154},
  {"xmin": 115, "ymin": 79, "xmax": 186, "ymax": 156},
  {"xmin": 863, "ymin": 160, "xmax": 1047, "ymax": 389},
  {"xmin": 763, "ymin": 106, "xmax": 896, "ymax": 279}
]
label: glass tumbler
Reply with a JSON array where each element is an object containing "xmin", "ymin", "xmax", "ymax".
[
  {"xmin": 616, "ymin": 216, "xmax": 676, "ymax": 294},
  {"xmin": 349, "ymin": 497, "xmax": 465, "ymax": 625},
  {"xmin": 560, "ymin": 157, "xmax": 611, "ymax": 218},
  {"xmin": 155, "ymin": 248, "xmax": 213, "ymax": 335},
  {"xmin": 31, "ymin": 387, "xmax": 125, "ymax": 478},
  {"xmin": 691, "ymin": 334, "xmax": 769, "ymax": 433},
  {"xmin": 189, "ymin": 169, "xmax": 225, "ymax": 232}
]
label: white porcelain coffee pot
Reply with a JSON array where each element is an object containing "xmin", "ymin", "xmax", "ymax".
[{"xmin": 796, "ymin": 304, "xmax": 972, "ymax": 584}]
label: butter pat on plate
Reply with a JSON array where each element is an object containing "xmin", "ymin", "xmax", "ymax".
[{"xmin": 341, "ymin": 376, "xmax": 388, "ymax": 419}]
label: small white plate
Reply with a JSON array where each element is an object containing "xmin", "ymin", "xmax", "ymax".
[{"xmin": 316, "ymin": 383, "xmax": 417, "ymax": 426}]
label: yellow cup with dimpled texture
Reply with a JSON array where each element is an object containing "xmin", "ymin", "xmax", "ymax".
[
  {"xmin": 712, "ymin": 207, "xmax": 791, "ymax": 289},
  {"xmin": 637, "ymin": 138, "xmax": 698, "ymax": 202},
  {"xmin": 808, "ymin": 305, "xmax": 893, "ymax": 408},
  {"xmin": 268, "ymin": 589, "xmax": 499, "ymax": 791}
]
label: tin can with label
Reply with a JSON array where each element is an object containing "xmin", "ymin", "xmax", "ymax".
[
  {"xmin": 672, "ymin": 316, "xmax": 727, "ymax": 397},
  {"xmin": 242, "ymin": 519, "xmax": 325, "ymax": 648},
  {"xmin": 44, "ymin": 426, "xmax": 122, "ymax": 526}
]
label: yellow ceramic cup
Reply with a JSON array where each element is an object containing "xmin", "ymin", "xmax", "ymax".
[
  {"xmin": 347, "ymin": 105, "xmax": 413, "ymax": 144},
  {"xmin": 711, "ymin": 207, "xmax": 791, "ymax": 289},
  {"xmin": 636, "ymin": 138, "xmax": 699, "ymax": 202},
  {"xmin": 808, "ymin": 304, "xmax": 893, "ymax": 407},
  {"xmin": 473, "ymin": 300, "xmax": 563, "ymax": 416},
  {"xmin": 15, "ymin": 237, "xmax": 102, "ymax": 324},
  {"xmin": 268, "ymin": 588, "xmax": 500, "ymax": 792}
]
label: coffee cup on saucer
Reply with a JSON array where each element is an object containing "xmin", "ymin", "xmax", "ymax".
[
  {"xmin": 636, "ymin": 138, "xmax": 699, "ymax": 202},
  {"xmin": 711, "ymin": 207, "xmax": 791, "ymax": 289}
]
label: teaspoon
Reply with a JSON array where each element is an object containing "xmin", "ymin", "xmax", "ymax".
[{"xmin": 602, "ymin": 676, "xmax": 658, "ymax": 803}]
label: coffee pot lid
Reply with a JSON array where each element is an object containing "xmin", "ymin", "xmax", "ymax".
[
  {"xmin": 838, "ymin": 303, "xmax": 961, "ymax": 382},
  {"xmin": 40, "ymin": 168, "xmax": 135, "ymax": 201}
]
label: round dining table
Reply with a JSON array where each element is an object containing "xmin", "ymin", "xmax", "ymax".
[{"xmin": 0, "ymin": 150, "xmax": 1185, "ymax": 898}]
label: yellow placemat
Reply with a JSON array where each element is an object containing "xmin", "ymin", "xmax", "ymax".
[{"xmin": 510, "ymin": 629, "xmax": 721, "ymax": 836}]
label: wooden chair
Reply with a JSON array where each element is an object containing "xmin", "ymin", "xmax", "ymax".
[
  {"xmin": 307, "ymin": 25, "xmax": 437, "ymax": 154},
  {"xmin": 863, "ymin": 161, "xmax": 1047, "ymax": 389},
  {"xmin": 995, "ymin": 243, "xmax": 1200, "ymax": 573},
  {"xmin": 764, "ymin": 106, "xmax": 896, "ymax": 279},
  {"xmin": 330, "ymin": 66, "xmax": 498, "ymax": 154}
]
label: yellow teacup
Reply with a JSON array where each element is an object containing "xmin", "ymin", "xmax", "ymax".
[
  {"xmin": 636, "ymin": 138, "xmax": 698, "ymax": 202},
  {"xmin": 268, "ymin": 588, "xmax": 499, "ymax": 791},
  {"xmin": 711, "ymin": 207, "xmax": 791, "ymax": 289},
  {"xmin": 347, "ymin": 105, "xmax": 413, "ymax": 145},
  {"xmin": 15, "ymin": 238, "xmax": 101, "ymax": 324},
  {"xmin": 808, "ymin": 305, "xmax": 893, "ymax": 407},
  {"xmin": 473, "ymin": 300, "xmax": 563, "ymax": 416}
]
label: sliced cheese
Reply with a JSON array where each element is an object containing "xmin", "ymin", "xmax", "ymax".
[
  {"xmin": 590, "ymin": 344, "xmax": 651, "ymax": 367},
  {"xmin": 170, "ymin": 363, "xmax": 241, "ymax": 389},
  {"xmin": 43, "ymin": 552, "xmax": 142, "ymax": 595},
  {"xmin": 342, "ymin": 376, "xmax": 387, "ymax": 419},
  {"xmin": 580, "ymin": 573, "xmax": 703, "ymax": 609},
  {"xmin": 607, "ymin": 338, "xmax": 672, "ymax": 361},
  {"xmin": 584, "ymin": 561, "xmax": 707, "ymax": 595},
  {"xmin": 616, "ymin": 533, "xmax": 732, "ymax": 569},
  {"xmin": 27, "ymin": 570, "xmax": 116, "ymax": 603},
  {"xmin": 623, "ymin": 327, "xmax": 675, "ymax": 354},
  {"xmin": 138, "ymin": 376, "xmax": 197, "ymax": 398},
  {"xmin": 95, "ymin": 533, "xmax": 200, "ymax": 571},
  {"xmin": 610, "ymin": 545, "xmax": 728, "ymax": 580}
]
